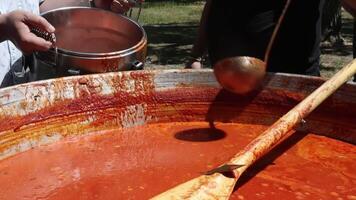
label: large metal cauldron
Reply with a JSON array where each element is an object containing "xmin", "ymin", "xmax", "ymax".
[
  {"xmin": 31, "ymin": 7, "xmax": 147, "ymax": 80},
  {"xmin": 0, "ymin": 70, "xmax": 355, "ymax": 199}
]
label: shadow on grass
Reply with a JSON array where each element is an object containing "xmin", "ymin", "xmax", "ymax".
[
  {"xmin": 144, "ymin": 23, "xmax": 198, "ymax": 65},
  {"xmin": 320, "ymin": 17, "xmax": 354, "ymax": 56},
  {"xmin": 320, "ymin": 63, "xmax": 341, "ymax": 71},
  {"xmin": 321, "ymin": 44, "xmax": 353, "ymax": 56}
]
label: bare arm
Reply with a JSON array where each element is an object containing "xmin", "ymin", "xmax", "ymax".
[{"xmin": 341, "ymin": 0, "xmax": 356, "ymax": 17}]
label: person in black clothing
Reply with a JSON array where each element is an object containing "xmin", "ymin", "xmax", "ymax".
[{"xmin": 187, "ymin": 0, "xmax": 356, "ymax": 76}]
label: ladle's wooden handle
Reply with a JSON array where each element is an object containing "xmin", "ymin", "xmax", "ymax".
[
  {"xmin": 264, "ymin": 0, "xmax": 291, "ymax": 64},
  {"xmin": 229, "ymin": 59, "xmax": 356, "ymax": 175}
]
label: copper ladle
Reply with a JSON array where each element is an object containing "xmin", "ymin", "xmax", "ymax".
[{"xmin": 214, "ymin": 0, "xmax": 292, "ymax": 94}]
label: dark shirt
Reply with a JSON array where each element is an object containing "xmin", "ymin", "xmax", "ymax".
[{"xmin": 207, "ymin": 0, "xmax": 325, "ymax": 76}]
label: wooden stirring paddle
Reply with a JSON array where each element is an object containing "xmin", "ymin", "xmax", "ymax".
[{"xmin": 151, "ymin": 59, "xmax": 356, "ymax": 200}]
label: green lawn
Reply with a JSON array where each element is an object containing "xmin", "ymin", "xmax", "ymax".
[
  {"xmin": 129, "ymin": 1, "xmax": 204, "ymax": 67},
  {"xmin": 137, "ymin": 1, "xmax": 204, "ymax": 25}
]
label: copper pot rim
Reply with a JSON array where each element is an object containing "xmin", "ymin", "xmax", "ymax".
[{"xmin": 41, "ymin": 7, "xmax": 147, "ymax": 57}]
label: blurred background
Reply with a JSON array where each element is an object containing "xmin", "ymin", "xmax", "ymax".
[{"xmin": 132, "ymin": 0, "xmax": 355, "ymax": 78}]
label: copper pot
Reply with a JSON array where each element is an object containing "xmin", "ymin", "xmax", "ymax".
[{"xmin": 32, "ymin": 7, "xmax": 147, "ymax": 80}]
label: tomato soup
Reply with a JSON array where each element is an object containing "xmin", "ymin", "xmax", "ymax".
[{"xmin": 0, "ymin": 122, "xmax": 354, "ymax": 199}]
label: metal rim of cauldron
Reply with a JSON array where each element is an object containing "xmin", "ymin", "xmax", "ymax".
[{"xmin": 41, "ymin": 7, "xmax": 147, "ymax": 58}]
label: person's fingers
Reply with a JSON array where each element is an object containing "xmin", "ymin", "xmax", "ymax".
[
  {"xmin": 127, "ymin": 0, "xmax": 138, "ymax": 7},
  {"xmin": 21, "ymin": 33, "xmax": 53, "ymax": 54},
  {"xmin": 94, "ymin": 0, "xmax": 112, "ymax": 10},
  {"xmin": 184, "ymin": 61, "xmax": 203, "ymax": 69},
  {"xmin": 191, "ymin": 62, "xmax": 202, "ymax": 69},
  {"xmin": 111, "ymin": 0, "xmax": 131, "ymax": 13},
  {"xmin": 185, "ymin": 61, "xmax": 202, "ymax": 69},
  {"xmin": 23, "ymin": 12, "xmax": 55, "ymax": 33}
]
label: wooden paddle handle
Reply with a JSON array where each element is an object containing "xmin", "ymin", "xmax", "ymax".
[{"xmin": 229, "ymin": 59, "xmax": 356, "ymax": 174}]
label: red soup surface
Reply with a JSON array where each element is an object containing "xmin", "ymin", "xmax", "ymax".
[{"xmin": 0, "ymin": 122, "xmax": 355, "ymax": 200}]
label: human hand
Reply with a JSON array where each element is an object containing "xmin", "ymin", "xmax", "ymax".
[
  {"xmin": 185, "ymin": 57, "xmax": 203, "ymax": 69},
  {"xmin": 3, "ymin": 10, "xmax": 55, "ymax": 55},
  {"xmin": 94, "ymin": 0, "xmax": 143, "ymax": 13}
]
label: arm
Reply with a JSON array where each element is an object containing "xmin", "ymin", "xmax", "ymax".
[
  {"xmin": 186, "ymin": 0, "xmax": 212, "ymax": 69},
  {"xmin": 341, "ymin": 0, "xmax": 356, "ymax": 17},
  {"xmin": 0, "ymin": 11, "xmax": 54, "ymax": 54}
]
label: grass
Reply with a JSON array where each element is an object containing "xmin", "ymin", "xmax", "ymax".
[
  {"xmin": 129, "ymin": 1, "xmax": 204, "ymax": 67},
  {"xmin": 133, "ymin": 1, "xmax": 203, "ymax": 25}
]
